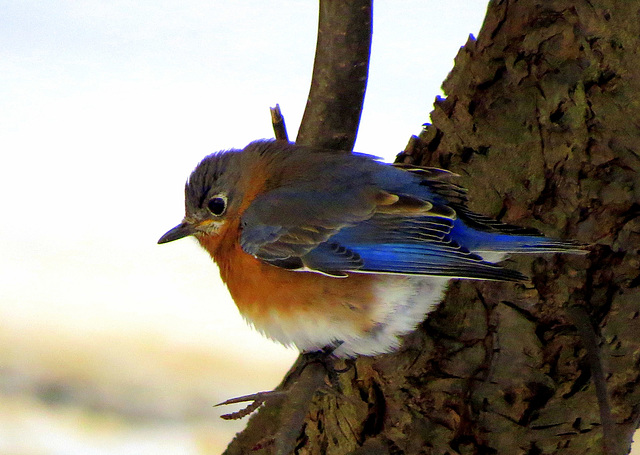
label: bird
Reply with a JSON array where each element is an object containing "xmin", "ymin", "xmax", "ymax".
[{"xmin": 158, "ymin": 139, "xmax": 582, "ymax": 358}]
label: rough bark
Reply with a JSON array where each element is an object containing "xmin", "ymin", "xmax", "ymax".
[{"xmin": 226, "ymin": 0, "xmax": 640, "ymax": 453}]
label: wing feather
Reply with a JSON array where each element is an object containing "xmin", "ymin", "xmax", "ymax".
[{"xmin": 238, "ymin": 153, "xmax": 555, "ymax": 281}]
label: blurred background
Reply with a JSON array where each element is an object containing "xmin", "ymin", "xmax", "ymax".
[{"xmin": 4, "ymin": 1, "xmax": 627, "ymax": 454}]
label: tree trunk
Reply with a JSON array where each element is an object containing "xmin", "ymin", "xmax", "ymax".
[{"xmin": 226, "ymin": 0, "xmax": 640, "ymax": 453}]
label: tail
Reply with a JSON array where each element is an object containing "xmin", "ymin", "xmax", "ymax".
[{"xmin": 451, "ymin": 208, "xmax": 587, "ymax": 255}]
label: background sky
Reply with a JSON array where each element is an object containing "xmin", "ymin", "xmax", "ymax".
[{"xmin": 0, "ymin": 1, "xmax": 550, "ymax": 453}]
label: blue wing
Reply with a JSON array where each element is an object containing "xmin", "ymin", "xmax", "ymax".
[
  {"xmin": 238, "ymin": 142, "xmax": 583, "ymax": 281},
  {"xmin": 301, "ymin": 214, "xmax": 528, "ymax": 281}
]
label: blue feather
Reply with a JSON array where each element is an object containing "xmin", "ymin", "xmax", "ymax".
[{"xmin": 232, "ymin": 140, "xmax": 584, "ymax": 281}]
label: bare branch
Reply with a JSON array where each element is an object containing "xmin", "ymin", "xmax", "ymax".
[
  {"xmin": 270, "ymin": 104, "xmax": 289, "ymax": 142},
  {"xmin": 296, "ymin": 0, "xmax": 372, "ymax": 151}
]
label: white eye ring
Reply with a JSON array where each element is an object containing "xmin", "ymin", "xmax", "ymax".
[{"xmin": 206, "ymin": 195, "xmax": 227, "ymax": 216}]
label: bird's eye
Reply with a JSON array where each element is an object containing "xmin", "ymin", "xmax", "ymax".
[{"xmin": 207, "ymin": 196, "xmax": 226, "ymax": 216}]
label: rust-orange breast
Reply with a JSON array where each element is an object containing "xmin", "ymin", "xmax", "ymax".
[
  {"xmin": 194, "ymin": 156, "xmax": 379, "ymax": 340},
  {"xmin": 200, "ymin": 222, "xmax": 375, "ymax": 326}
]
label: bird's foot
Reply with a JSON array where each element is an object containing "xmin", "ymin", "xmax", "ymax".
[
  {"xmin": 215, "ymin": 342, "xmax": 351, "ymax": 420},
  {"xmin": 215, "ymin": 390, "xmax": 288, "ymax": 420},
  {"xmin": 297, "ymin": 341, "xmax": 355, "ymax": 386}
]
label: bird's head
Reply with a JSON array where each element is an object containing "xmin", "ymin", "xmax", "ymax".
[{"xmin": 158, "ymin": 149, "xmax": 246, "ymax": 244}]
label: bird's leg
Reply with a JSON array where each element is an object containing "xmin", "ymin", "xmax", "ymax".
[
  {"xmin": 297, "ymin": 341, "xmax": 360, "ymax": 387},
  {"xmin": 299, "ymin": 342, "xmax": 342, "ymax": 372},
  {"xmin": 215, "ymin": 342, "xmax": 350, "ymax": 420}
]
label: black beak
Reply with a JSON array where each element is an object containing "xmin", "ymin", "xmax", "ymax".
[{"xmin": 158, "ymin": 222, "xmax": 196, "ymax": 244}]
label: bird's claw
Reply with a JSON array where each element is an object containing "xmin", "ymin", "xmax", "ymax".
[{"xmin": 215, "ymin": 390, "xmax": 288, "ymax": 420}]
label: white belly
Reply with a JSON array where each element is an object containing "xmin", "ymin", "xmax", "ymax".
[
  {"xmin": 333, "ymin": 275, "xmax": 449, "ymax": 357},
  {"xmin": 249, "ymin": 275, "xmax": 449, "ymax": 358}
]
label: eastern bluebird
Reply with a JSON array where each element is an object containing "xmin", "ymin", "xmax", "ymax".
[{"xmin": 159, "ymin": 140, "xmax": 582, "ymax": 358}]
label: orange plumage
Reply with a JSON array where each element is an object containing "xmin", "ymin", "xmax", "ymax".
[
  {"xmin": 158, "ymin": 140, "xmax": 582, "ymax": 357},
  {"xmin": 195, "ymin": 172, "xmax": 380, "ymax": 351}
]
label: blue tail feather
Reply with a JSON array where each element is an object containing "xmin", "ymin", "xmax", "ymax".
[{"xmin": 449, "ymin": 218, "xmax": 585, "ymax": 254}]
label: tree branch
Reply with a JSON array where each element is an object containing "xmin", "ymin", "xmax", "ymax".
[
  {"xmin": 270, "ymin": 104, "xmax": 289, "ymax": 142},
  {"xmin": 296, "ymin": 0, "xmax": 372, "ymax": 151}
]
